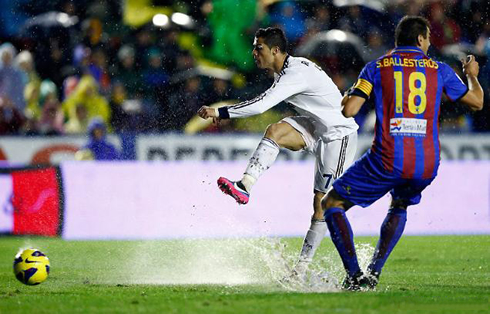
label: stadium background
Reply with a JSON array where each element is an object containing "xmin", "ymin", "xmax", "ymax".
[{"xmin": 0, "ymin": 1, "xmax": 489, "ymax": 238}]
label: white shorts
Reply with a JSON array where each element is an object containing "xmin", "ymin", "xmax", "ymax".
[{"xmin": 282, "ymin": 116, "xmax": 358, "ymax": 193}]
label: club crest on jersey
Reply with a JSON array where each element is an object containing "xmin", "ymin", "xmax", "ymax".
[{"xmin": 390, "ymin": 118, "xmax": 427, "ymax": 137}]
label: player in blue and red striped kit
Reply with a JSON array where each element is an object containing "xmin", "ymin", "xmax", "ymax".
[{"xmin": 321, "ymin": 16, "xmax": 484, "ymax": 290}]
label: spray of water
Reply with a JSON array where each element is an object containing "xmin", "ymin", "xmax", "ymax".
[{"xmin": 116, "ymin": 237, "xmax": 376, "ymax": 293}]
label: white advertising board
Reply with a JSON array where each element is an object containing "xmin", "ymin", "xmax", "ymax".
[{"xmin": 60, "ymin": 161, "xmax": 490, "ymax": 240}]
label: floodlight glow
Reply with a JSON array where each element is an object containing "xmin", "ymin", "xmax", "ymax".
[
  {"xmin": 171, "ymin": 12, "xmax": 193, "ymax": 27},
  {"xmin": 152, "ymin": 14, "xmax": 169, "ymax": 27},
  {"xmin": 56, "ymin": 13, "xmax": 70, "ymax": 24},
  {"xmin": 330, "ymin": 30, "xmax": 347, "ymax": 42}
]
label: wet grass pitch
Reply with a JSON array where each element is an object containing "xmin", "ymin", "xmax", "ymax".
[{"xmin": 0, "ymin": 236, "xmax": 489, "ymax": 313}]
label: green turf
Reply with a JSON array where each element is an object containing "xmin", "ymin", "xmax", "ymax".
[{"xmin": 0, "ymin": 236, "xmax": 489, "ymax": 313}]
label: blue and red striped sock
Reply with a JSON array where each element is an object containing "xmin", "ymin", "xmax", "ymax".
[
  {"xmin": 324, "ymin": 207, "xmax": 360, "ymax": 277},
  {"xmin": 368, "ymin": 207, "xmax": 407, "ymax": 276}
]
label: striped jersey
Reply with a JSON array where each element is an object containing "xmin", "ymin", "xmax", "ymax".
[
  {"xmin": 218, "ymin": 55, "xmax": 358, "ymax": 141},
  {"xmin": 351, "ymin": 46, "xmax": 468, "ymax": 179}
]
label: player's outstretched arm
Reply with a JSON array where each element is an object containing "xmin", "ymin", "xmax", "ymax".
[
  {"xmin": 197, "ymin": 105, "xmax": 222, "ymax": 125},
  {"xmin": 197, "ymin": 106, "xmax": 219, "ymax": 119},
  {"xmin": 460, "ymin": 55, "xmax": 484, "ymax": 111}
]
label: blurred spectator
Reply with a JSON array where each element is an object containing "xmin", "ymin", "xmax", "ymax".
[
  {"xmin": 142, "ymin": 47, "xmax": 170, "ymax": 103},
  {"xmin": 113, "ymin": 44, "xmax": 143, "ymax": 97},
  {"xmin": 22, "ymin": 79, "xmax": 61, "ymax": 134},
  {"xmin": 36, "ymin": 98, "xmax": 64, "ymax": 135},
  {"xmin": 0, "ymin": 43, "xmax": 27, "ymax": 118},
  {"xmin": 427, "ymin": 1, "xmax": 461, "ymax": 51},
  {"xmin": 305, "ymin": 4, "xmax": 331, "ymax": 33},
  {"xmin": 62, "ymin": 75, "xmax": 111, "ymax": 128},
  {"xmin": 174, "ymin": 50, "xmax": 196, "ymax": 73},
  {"xmin": 62, "ymin": 76, "xmax": 79, "ymax": 100},
  {"xmin": 476, "ymin": 19, "xmax": 490, "ymax": 63},
  {"xmin": 0, "ymin": 96, "xmax": 25, "ymax": 134},
  {"xmin": 204, "ymin": 78, "xmax": 235, "ymax": 105},
  {"xmin": 205, "ymin": 0, "xmax": 258, "ymax": 71},
  {"xmin": 108, "ymin": 81, "xmax": 131, "ymax": 132},
  {"xmin": 269, "ymin": 1, "xmax": 306, "ymax": 45},
  {"xmin": 364, "ymin": 28, "xmax": 389, "ymax": 61},
  {"xmin": 302, "ymin": 4, "xmax": 332, "ymax": 43},
  {"xmin": 15, "ymin": 50, "xmax": 42, "ymax": 120},
  {"xmin": 60, "ymin": 0, "xmax": 78, "ymax": 16},
  {"xmin": 42, "ymin": 36, "xmax": 71, "ymax": 88},
  {"xmin": 73, "ymin": 45, "xmax": 92, "ymax": 75},
  {"xmin": 39, "ymin": 79, "xmax": 59, "ymax": 105},
  {"xmin": 157, "ymin": 27, "xmax": 185, "ymax": 74},
  {"xmin": 133, "ymin": 26, "xmax": 155, "ymax": 71},
  {"xmin": 64, "ymin": 103, "xmax": 89, "ymax": 134},
  {"xmin": 456, "ymin": 1, "xmax": 486, "ymax": 43},
  {"xmin": 75, "ymin": 117, "xmax": 120, "ymax": 161},
  {"xmin": 336, "ymin": 5, "xmax": 370, "ymax": 40},
  {"xmin": 88, "ymin": 48, "xmax": 111, "ymax": 94},
  {"xmin": 439, "ymin": 112, "xmax": 473, "ymax": 133},
  {"xmin": 80, "ymin": 18, "xmax": 104, "ymax": 49},
  {"xmin": 15, "ymin": 50, "xmax": 39, "ymax": 86},
  {"xmin": 166, "ymin": 76, "xmax": 204, "ymax": 130}
]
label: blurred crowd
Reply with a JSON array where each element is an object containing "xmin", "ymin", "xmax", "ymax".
[{"xmin": 0, "ymin": 0, "xmax": 489, "ymax": 136}]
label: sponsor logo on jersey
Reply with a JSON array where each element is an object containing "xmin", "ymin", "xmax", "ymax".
[{"xmin": 390, "ymin": 118, "xmax": 427, "ymax": 137}]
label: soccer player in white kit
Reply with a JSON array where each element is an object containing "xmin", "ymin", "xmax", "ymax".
[{"xmin": 198, "ymin": 27, "xmax": 359, "ymax": 280}]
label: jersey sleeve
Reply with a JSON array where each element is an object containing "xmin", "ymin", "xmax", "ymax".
[
  {"xmin": 218, "ymin": 69, "xmax": 307, "ymax": 119},
  {"xmin": 348, "ymin": 61, "xmax": 376, "ymax": 99},
  {"xmin": 439, "ymin": 62, "xmax": 469, "ymax": 102}
]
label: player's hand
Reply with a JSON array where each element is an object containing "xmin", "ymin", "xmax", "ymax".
[
  {"xmin": 462, "ymin": 55, "xmax": 479, "ymax": 77},
  {"xmin": 197, "ymin": 106, "xmax": 218, "ymax": 119},
  {"xmin": 344, "ymin": 84, "xmax": 355, "ymax": 97}
]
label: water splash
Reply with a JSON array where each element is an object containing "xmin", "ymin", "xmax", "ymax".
[{"xmin": 114, "ymin": 237, "xmax": 374, "ymax": 292}]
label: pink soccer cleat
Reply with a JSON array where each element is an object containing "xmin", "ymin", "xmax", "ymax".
[{"xmin": 217, "ymin": 177, "xmax": 250, "ymax": 205}]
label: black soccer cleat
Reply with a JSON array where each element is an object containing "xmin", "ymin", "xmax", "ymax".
[
  {"xmin": 342, "ymin": 271, "xmax": 379, "ymax": 291},
  {"xmin": 342, "ymin": 271, "xmax": 365, "ymax": 291},
  {"xmin": 363, "ymin": 268, "xmax": 380, "ymax": 290}
]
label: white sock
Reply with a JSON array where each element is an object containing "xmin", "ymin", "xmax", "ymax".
[
  {"xmin": 241, "ymin": 137, "xmax": 280, "ymax": 192},
  {"xmin": 297, "ymin": 218, "xmax": 328, "ymax": 267}
]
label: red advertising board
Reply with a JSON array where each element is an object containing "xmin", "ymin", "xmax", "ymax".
[{"xmin": 10, "ymin": 167, "xmax": 62, "ymax": 236}]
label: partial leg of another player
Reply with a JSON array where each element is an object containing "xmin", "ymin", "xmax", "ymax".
[
  {"xmin": 218, "ymin": 122, "xmax": 305, "ymax": 204},
  {"xmin": 365, "ymin": 200, "xmax": 408, "ymax": 287},
  {"xmin": 321, "ymin": 190, "xmax": 364, "ymax": 290}
]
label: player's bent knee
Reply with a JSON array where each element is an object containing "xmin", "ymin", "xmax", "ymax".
[
  {"xmin": 322, "ymin": 189, "xmax": 349, "ymax": 210},
  {"xmin": 390, "ymin": 199, "xmax": 409, "ymax": 210},
  {"xmin": 264, "ymin": 123, "xmax": 281, "ymax": 140}
]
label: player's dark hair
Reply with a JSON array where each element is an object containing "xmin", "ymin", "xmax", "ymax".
[
  {"xmin": 255, "ymin": 27, "xmax": 288, "ymax": 52},
  {"xmin": 395, "ymin": 16, "xmax": 430, "ymax": 47}
]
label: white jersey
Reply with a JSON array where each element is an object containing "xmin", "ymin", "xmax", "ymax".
[{"xmin": 218, "ymin": 55, "xmax": 359, "ymax": 141}]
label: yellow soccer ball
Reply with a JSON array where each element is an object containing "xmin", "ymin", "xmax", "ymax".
[{"xmin": 13, "ymin": 249, "xmax": 50, "ymax": 285}]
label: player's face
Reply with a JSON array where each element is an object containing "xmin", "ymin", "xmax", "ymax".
[
  {"xmin": 420, "ymin": 27, "xmax": 431, "ymax": 54},
  {"xmin": 252, "ymin": 37, "xmax": 274, "ymax": 69}
]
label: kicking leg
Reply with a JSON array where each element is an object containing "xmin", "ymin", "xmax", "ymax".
[{"xmin": 218, "ymin": 122, "xmax": 305, "ymax": 204}]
